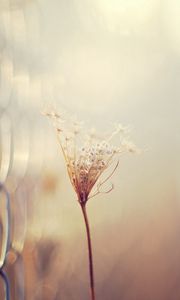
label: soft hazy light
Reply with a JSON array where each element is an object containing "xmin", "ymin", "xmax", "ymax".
[
  {"xmin": 95, "ymin": 0, "xmax": 158, "ymax": 32},
  {"xmin": 0, "ymin": 53, "xmax": 13, "ymax": 109},
  {"xmin": 163, "ymin": 0, "xmax": 180, "ymax": 54},
  {"xmin": 0, "ymin": 115, "xmax": 12, "ymax": 183},
  {"xmin": 0, "ymin": 0, "xmax": 179, "ymax": 299}
]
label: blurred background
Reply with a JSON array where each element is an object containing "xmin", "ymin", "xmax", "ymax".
[{"xmin": 0, "ymin": 0, "xmax": 179, "ymax": 299}]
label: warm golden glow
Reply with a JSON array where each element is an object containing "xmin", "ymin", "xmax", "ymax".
[{"xmin": 0, "ymin": 0, "xmax": 179, "ymax": 299}]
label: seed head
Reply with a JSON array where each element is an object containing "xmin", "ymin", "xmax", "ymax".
[{"xmin": 44, "ymin": 108, "xmax": 138, "ymax": 204}]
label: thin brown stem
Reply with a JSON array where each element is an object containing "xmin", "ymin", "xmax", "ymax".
[{"xmin": 81, "ymin": 203, "xmax": 95, "ymax": 300}]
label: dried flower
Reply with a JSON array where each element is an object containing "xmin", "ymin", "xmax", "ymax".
[
  {"xmin": 43, "ymin": 109, "xmax": 138, "ymax": 204},
  {"xmin": 43, "ymin": 107, "xmax": 138, "ymax": 300}
]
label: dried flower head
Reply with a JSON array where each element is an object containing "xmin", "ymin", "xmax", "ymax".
[{"xmin": 43, "ymin": 109, "xmax": 138, "ymax": 204}]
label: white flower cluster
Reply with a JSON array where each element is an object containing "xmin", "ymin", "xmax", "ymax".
[{"xmin": 43, "ymin": 109, "xmax": 138, "ymax": 203}]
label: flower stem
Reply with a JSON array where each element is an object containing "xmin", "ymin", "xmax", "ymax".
[{"xmin": 81, "ymin": 203, "xmax": 95, "ymax": 300}]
